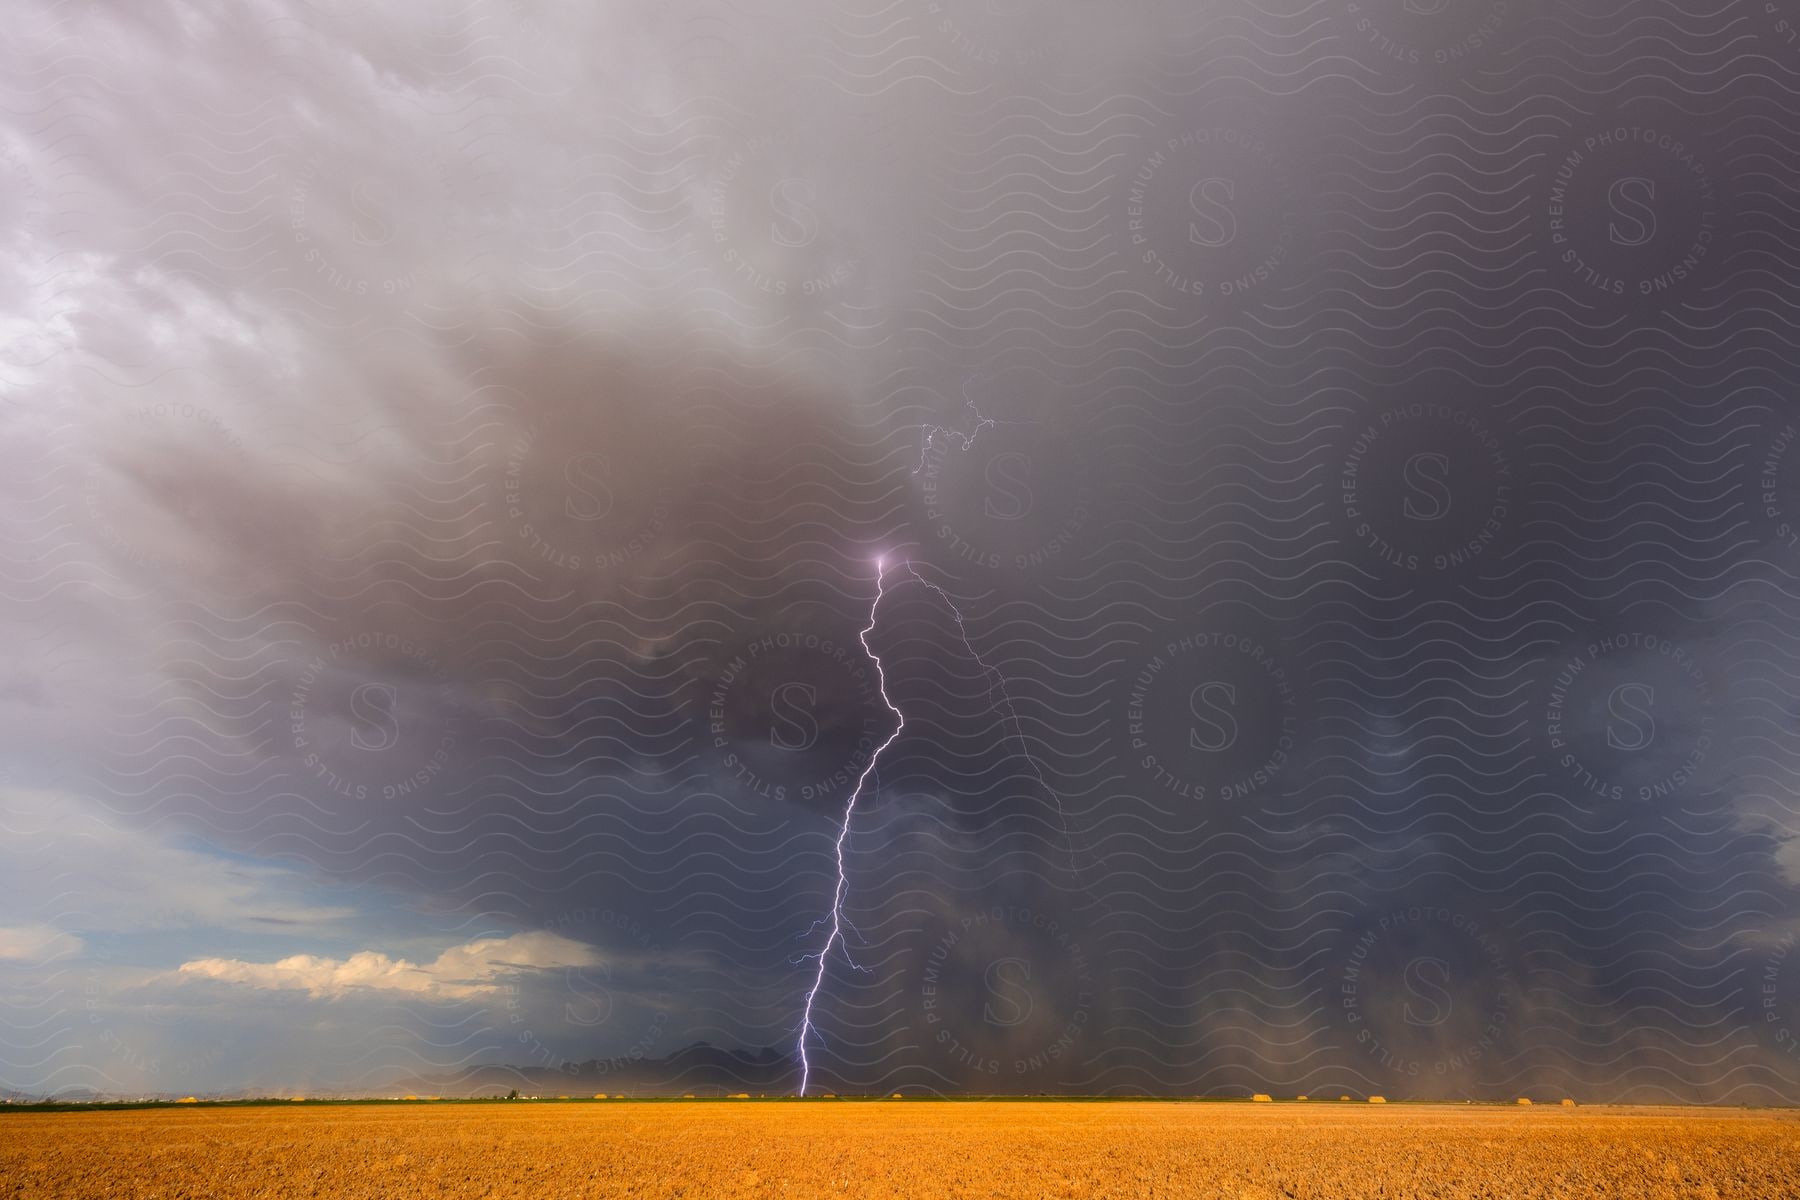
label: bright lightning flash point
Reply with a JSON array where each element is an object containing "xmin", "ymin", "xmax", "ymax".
[{"xmin": 794, "ymin": 557, "xmax": 904, "ymax": 1096}]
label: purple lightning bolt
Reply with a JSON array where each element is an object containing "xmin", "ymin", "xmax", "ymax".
[
  {"xmin": 898, "ymin": 561, "xmax": 1084, "ymax": 888},
  {"xmin": 792, "ymin": 554, "xmax": 1088, "ymax": 1094},
  {"xmin": 795, "ymin": 556, "xmax": 905, "ymax": 1096},
  {"xmin": 916, "ymin": 397, "xmax": 994, "ymax": 472},
  {"xmin": 915, "ymin": 388, "xmax": 1048, "ymax": 477}
]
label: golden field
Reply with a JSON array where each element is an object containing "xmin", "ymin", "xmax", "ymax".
[{"xmin": 3, "ymin": 1100, "xmax": 1798, "ymax": 1199}]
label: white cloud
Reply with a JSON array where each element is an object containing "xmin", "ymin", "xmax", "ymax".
[
  {"xmin": 178, "ymin": 931, "xmax": 600, "ymax": 1001},
  {"xmin": 0, "ymin": 924, "xmax": 84, "ymax": 963},
  {"xmin": 0, "ymin": 785, "xmax": 354, "ymax": 936}
]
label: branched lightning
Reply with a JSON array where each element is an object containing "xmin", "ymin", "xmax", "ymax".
[
  {"xmin": 915, "ymin": 397, "xmax": 994, "ymax": 472},
  {"xmin": 898, "ymin": 560, "xmax": 1084, "ymax": 889},
  {"xmin": 797, "ymin": 403, "xmax": 1084, "ymax": 1095},
  {"xmin": 910, "ymin": 396, "xmax": 1081, "ymax": 881},
  {"xmin": 795, "ymin": 557, "xmax": 904, "ymax": 1097},
  {"xmin": 916, "ymin": 388, "xmax": 1051, "ymax": 476},
  {"xmin": 792, "ymin": 554, "xmax": 1087, "ymax": 1095}
]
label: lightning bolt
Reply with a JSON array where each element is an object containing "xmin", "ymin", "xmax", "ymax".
[
  {"xmin": 798, "ymin": 390, "xmax": 1079, "ymax": 1095},
  {"xmin": 909, "ymin": 391, "xmax": 1081, "ymax": 880},
  {"xmin": 792, "ymin": 554, "xmax": 1087, "ymax": 1095},
  {"xmin": 917, "ymin": 400, "xmax": 994, "ymax": 472},
  {"xmin": 795, "ymin": 556, "xmax": 904, "ymax": 1097},
  {"xmin": 896, "ymin": 560, "xmax": 1084, "ymax": 889}
]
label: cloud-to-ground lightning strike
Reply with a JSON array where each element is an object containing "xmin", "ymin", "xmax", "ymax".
[
  {"xmin": 793, "ymin": 551, "xmax": 1091, "ymax": 1094},
  {"xmin": 795, "ymin": 557, "xmax": 905, "ymax": 1097},
  {"xmin": 798, "ymin": 403, "xmax": 1095, "ymax": 1094},
  {"xmin": 799, "ymin": 401, "xmax": 1095, "ymax": 1095}
]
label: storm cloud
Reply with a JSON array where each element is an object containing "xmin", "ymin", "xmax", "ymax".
[{"xmin": 3, "ymin": 0, "xmax": 1800, "ymax": 1103}]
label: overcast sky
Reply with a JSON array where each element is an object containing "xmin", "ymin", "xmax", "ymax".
[{"xmin": 4, "ymin": 0, "xmax": 1800, "ymax": 1102}]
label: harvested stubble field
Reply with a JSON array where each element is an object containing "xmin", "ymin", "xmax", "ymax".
[{"xmin": 3, "ymin": 1100, "xmax": 1798, "ymax": 1199}]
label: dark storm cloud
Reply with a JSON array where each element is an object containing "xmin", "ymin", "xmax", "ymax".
[{"xmin": 3, "ymin": 0, "xmax": 1800, "ymax": 1102}]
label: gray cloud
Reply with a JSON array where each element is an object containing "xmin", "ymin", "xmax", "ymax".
[{"xmin": 2, "ymin": 0, "xmax": 1799, "ymax": 1103}]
